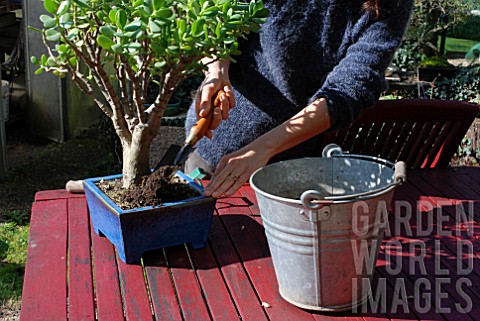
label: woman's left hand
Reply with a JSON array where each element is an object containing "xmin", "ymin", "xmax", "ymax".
[{"xmin": 203, "ymin": 143, "xmax": 271, "ymax": 197}]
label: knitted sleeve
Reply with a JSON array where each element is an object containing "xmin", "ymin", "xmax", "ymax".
[{"xmin": 310, "ymin": 0, "xmax": 414, "ymax": 130}]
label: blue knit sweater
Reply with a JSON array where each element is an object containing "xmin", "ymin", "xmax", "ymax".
[{"xmin": 186, "ymin": 0, "xmax": 414, "ymax": 168}]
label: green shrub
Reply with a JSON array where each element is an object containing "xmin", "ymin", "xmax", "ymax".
[
  {"xmin": 426, "ymin": 66, "xmax": 480, "ymax": 103},
  {"xmin": 392, "ymin": 40, "xmax": 426, "ymax": 71},
  {"xmin": 448, "ymin": 15, "xmax": 480, "ymax": 41}
]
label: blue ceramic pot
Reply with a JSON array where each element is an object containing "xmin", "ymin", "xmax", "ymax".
[{"xmin": 83, "ymin": 171, "xmax": 216, "ymax": 264}]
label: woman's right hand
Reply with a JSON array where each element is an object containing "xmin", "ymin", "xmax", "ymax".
[{"xmin": 195, "ymin": 59, "xmax": 235, "ymax": 138}]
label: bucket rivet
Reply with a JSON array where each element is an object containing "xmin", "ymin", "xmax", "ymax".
[
  {"xmin": 319, "ymin": 206, "xmax": 330, "ymax": 220},
  {"xmin": 299, "ymin": 206, "xmax": 331, "ymax": 222}
]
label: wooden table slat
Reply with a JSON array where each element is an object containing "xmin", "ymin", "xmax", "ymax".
[
  {"xmin": 165, "ymin": 246, "xmax": 213, "ymax": 321},
  {"xmin": 390, "ymin": 186, "xmax": 480, "ymax": 321},
  {"xmin": 20, "ymin": 200, "xmax": 68, "ymax": 321},
  {"xmin": 117, "ymin": 259, "xmax": 154, "ymax": 321},
  {"xmin": 209, "ymin": 214, "xmax": 270, "ymax": 321},
  {"xmin": 403, "ymin": 177, "xmax": 480, "ymax": 320},
  {"xmin": 402, "ymin": 176, "xmax": 480, "ymax": 280},
  {"xmin": 35, "ymin": 189, "xmax": 86, "ymax": 201},
  {"xmin": 375, "ymin": 260, "xmax": 446, "ymax": 321},
  {"xmin": 144, "ymin": 251, "xmax": 185, "ymax": 321},
  {"xmin": 67, "ymin": 198, "xmax": 95, "ymax": 321},
  {"xmin": 221, "ymin": 190, "xmax": 317, "ymax": 321},
  {"xmin": 91, "ymin": 226, "xmax": 125, "ymax": 321},
  {"xmin": 239, "ymin": 183, "xmax": 260, "ymax": 215},
  {"xmin": 189, "ymin": 243, "xmax": 242, "ymax": 321}
]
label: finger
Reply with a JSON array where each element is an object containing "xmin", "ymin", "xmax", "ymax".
[
  {"xmin": 199, "ymin": 85, "xmax": 216, "ymax": 117},
  {"xmin": 194, "ymin": 90, "xmax": 202, "ymax": 117},
  {"xmin": 205, "ymin": 129, "xmax": 213, "ymax": 139},
  {"xmin": 204, "ymin": 161, "xmax": 231, "ymax": 196},
  {"xmin": 220, "ymin": 94, "xmax": 230, "ymax": 120},
  {"xmin": 224, "ymin": 86, "xmax": 235, "ymax": 109},
  {"xmin": 223, "ymin": 173, "xmax": 249, "ymax": 196},
  {"xmin": 209, "ymin": 106, "xmax": 222, "ymax": 130},
  {"xmin": 211, "ymin": 172, "xmax": 243, "ymax": 197}
]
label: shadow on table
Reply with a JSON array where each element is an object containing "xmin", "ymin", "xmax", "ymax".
[{"xmin": 142, "ymin": 214, "xmax": 270, "ymax": 268}]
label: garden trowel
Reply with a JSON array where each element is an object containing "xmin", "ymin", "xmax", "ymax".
[{"xmin": 154, "ymin": 90, "xmax": 224, "ymax": 171}]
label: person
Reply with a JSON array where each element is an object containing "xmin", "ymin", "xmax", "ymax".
[{"xmin": 185, "ymin": 0, "xmax": 414, "ymax": 198}]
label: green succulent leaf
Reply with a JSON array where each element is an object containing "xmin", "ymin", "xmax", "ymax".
[
  {"xmin": 133, "ymin": 0, "xmax": 143, "ymax": 7},
  {"xmin": 59, "ymin": 13, "xmax": 73, "ymax": 27},
  {"xmin": 134, "ymin": 30, "xmax": 144, "ymax": 40},
  {"xmin": 155, "ymin": 8, "xmax": 173, "ymax": 19},
  {"xmin": 96, "ymin": 11, "xmax": 108, "ymax": 22},
  {"xmin": 178, "ymin": 19, "xmax": 186, "ymax": 35},
  {"xmin": 128, "ymin": 43, "xmax": 141, "ymax": 50},
  {"xmin": 149, "ymin": 20, "xmax": 162, "ymax": 33},
  {"xmin": 45, "ymin": 29, "xmax": 61, "ymax": 42},
  {"xmin": 56, "ymin": 0, "xmax": 71, "ymax": 16},
  {"xmin": 215, "ymin": 23, "xmax": 222, "ymax": 38},
  {"xmin": 40, "ymin": 15, "xmax": 56, "ymax": 28},
  {"xmin": 72, "ymin": 0, "xmax": 88, "ymax": 8},
  {"xmin": 191, "ymin": 18, "xmax": 205, "ymax": 37},
  {"xmin": 44, "ymin": 0, "xmax": 59, "ymax": 14},
  {"xmin": 109, "ymin": 9, "xmax": 117, "ymax": 23},
  {"xmin": 252, "ymin": 8, "xmax": 269, "ymax": 18},
  {"xmin": 150, "ymin": 43, "xmax": 164, "ymax": 53},
  {"xmin": 57, "ymin": 44, "xmax": 67, "ymax": 53},
  {"xmin": 152, "ymin": 0, "xmax": 165, "ymax": 11},
  {"xmin": 66, "ymin": 27, "xmax": 79, "ymax": 39},
  {"xmin": 138, "ymin": 6, "xmax": 152, "ymax": 18},
  {"xmin": 111, "ymin": 43, "xmax": 123, "ymax": 53},
  {"xmin": 223, "ymin": 37, "xmax": 236, "ymax": 44},
  {"xmin": 97, "ymin": 35, "xmax": 115, "ymax": 50},
  {"xmin": 46, "ymin": 57, "xmax": 57, "ymax": 67},
  {"xmin": 191, "ymin": 1, "xmax": 201, "ymax": 15},
  {"xmin": 124, "ymin": 20, "xmax": 142, "ymax": 32},
  {"xmin": 116, "ymin": 10, "xmax": 127, "ymax": 29},
  {"xmin": 100, "ymin": 26, "xmax": 115, "ymax": 37},
  {"xmin": 154, "ymin": 61, "xmax": 167, "ymax": 68}
]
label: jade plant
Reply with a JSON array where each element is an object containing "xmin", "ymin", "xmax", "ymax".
[{"xmin": 30, "ymin": 0, "xmax": 268, "ymax": 188}]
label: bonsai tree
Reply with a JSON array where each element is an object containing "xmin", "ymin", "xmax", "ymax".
[{"xmin": 30, "ymin": 0, "xmax": 268, "ymax": 188}]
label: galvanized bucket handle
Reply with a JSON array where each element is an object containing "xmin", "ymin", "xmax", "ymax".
[{"xmin": 301, "ymin": 144, "xmax": 406, "ymax": 209}]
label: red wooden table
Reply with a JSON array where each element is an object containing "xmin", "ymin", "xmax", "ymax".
[{"xmin": 20, "ymin": 168, "xmax": 480, "ymax": 321}]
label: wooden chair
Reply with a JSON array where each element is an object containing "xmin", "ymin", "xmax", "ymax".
[{"xmin": 320, "ymin": 99, "xmax": 479, "ymax": 169}]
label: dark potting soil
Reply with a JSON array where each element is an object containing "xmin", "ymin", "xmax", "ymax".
[{"xmin": 98, "ymin": 165, "xmax": 200, "ymax": 210}]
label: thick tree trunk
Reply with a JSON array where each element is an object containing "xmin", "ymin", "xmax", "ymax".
[{"xmin": 120, "ymin": 126, "xmax": 156, "ymax": 189}]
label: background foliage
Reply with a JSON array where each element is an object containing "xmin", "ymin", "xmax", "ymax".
[{"xmin": 393, "ymin": 0, "xmax": 478, "ymax": 71}]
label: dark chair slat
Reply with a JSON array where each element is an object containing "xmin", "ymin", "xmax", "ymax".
[
  {"xmin": 379, "ymin": 122, "xmax": 405, "ymax": 160},
  {"xmin": 370, "ymin": 123, "xmax": 391, "ymax": 156},
  {"xmin": 388, "ymin": 122, "xmax": 414, "ymax": 162},
  {"xmin": 417, "ymin": 122, "xmax": 453, "ymax": 168},
  {"xmin": 321, "ymin": 99, "xmax": 479, "ymax": 169}
]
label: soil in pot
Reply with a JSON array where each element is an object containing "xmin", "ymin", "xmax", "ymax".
[{"xmin": 98, "ymin": 165, "xmax": 200, "ymax": 209}]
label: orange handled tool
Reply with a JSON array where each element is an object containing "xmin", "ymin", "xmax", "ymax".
[
  {"xmin": 173, "ymin": 90, "xmax": 225, "ymax": 165},
  {"xmin": 184, "ymin": 89, "xmax": 224, "ymax": 146}
]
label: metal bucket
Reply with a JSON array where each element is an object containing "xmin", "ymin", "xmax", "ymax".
[{"xmin": 250, "ymin": 144, "xmax": 406, "ymax": 311}]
